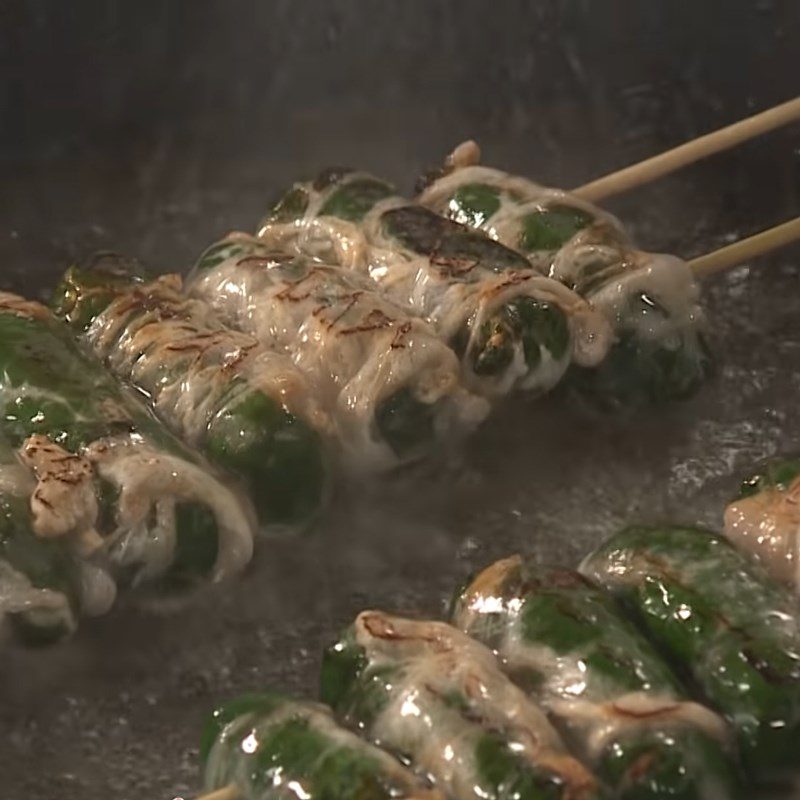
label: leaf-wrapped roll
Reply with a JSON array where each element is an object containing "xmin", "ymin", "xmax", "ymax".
[
  {"xmin": 452, "ymin": 556, "xmax": 740, "ymax": 799},
  {"xmin": 201, "ymin": 692, "xmax": 443, "ymax": 800},
  {"xmin": 321, "ymin": 610, "xmax": 601, "ymax": 800},
  {"xmin": 582, "ymin": 525, "xmax": 800, "ymax": 779},
  {"xmin": 53, "ymin": 259, "xmax": 328, "ymax": 529},
  {"xmin": 0, "ymin": 292, "xmax": 254, "ymax": 593},
  {"xmin": 416, "ymin": 142, "xmax": 712, "ymax": 408},
  {"xmin": 259, "ymin": 171, "xmax": 611, "ymax": 400},
  {"xmin": 188, "ymin": 234, "xmax": 489, "ymax": 471}
]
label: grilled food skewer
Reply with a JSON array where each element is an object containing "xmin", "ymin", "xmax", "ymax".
[
  {"xmin": 414, "ymin": 156, "xmax": 713, "ymax": 408},
  {"xmin": 259, "ymin": 172, "xmax": 613, "ymax": 402},
  {"xmin": 418, "ymin": 143, "xmax": 800, "ymax": 406},
  {"xmin": 191, "ymin": 481, "xmax": 800, "ymax": 800},
  {"xmin": 0, "ymin": 292, "xmax": 255, "ymax": 597},
  {"xmin": 187, "ymin": 235, "xmax": 490, "ymax": 471},
  {"xmin": 52, "ymin": 258, "xmax": 329, "ymax": 530}
]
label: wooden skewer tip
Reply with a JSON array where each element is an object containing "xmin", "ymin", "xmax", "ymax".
[
  {"xmin": 574, "ymin": 96, "xmax": 800, "ymax": 202},
  {"xmin": 689, "ymin": 216, "xmax": 800, "ymax": 278},
  {"xmin": 195, "ymin": 785, "xmax": 239, "ymax": 800}
]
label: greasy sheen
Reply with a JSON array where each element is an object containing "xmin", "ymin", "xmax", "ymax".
[
  {"xmin": 321, "ymin": 610, "xmax": 601, "ymax": 800},
  {"xmin": 202, "ymin": 693, "xmax": 442, "ymax": 800},
  {"xmin": 725, "ymin": 457, "xmax": 800, "ymax": 589},
  {"xmin": 452, "ymin": 556, "xmax": 739, "ymax": 800},
  {"xmin": 582, "ymin": 525, "xmax": 800, "ymax": 778}
]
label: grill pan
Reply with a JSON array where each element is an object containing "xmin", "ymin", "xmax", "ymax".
[{"xmin": 0, "ymin": 3, "xmax": 799, "ymax": 798}]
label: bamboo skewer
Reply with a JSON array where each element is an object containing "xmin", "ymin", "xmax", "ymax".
[
  {"xmin": 689, "ymin": 216, "xmax": 800, "ymax": 278},
  {"xmin": 195, "ymin": 786, "xmax": 239, "ymax": 800},
  {"xmin": 573, "ymin": 96, "xmax": 800, "ymax": 202}
]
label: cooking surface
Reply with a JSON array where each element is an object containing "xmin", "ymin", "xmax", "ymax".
[
  {"xmin": 0, "ymin": 191, "xmax": 797, "ymax": 800},
  {"xmin": 1, "ymin": 3, "xmax": 800, "ymax": 798}
]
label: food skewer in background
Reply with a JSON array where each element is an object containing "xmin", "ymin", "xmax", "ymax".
[
  {"xmin": 53, "ymin": 257, "xmax": 329, "ymax": 530},
  {"xmin": 259, "ymin": 171, "xmax": 612, "ymax": 402},
  {"xmin": 417, "ymin": 145, "xmax": 714, "ymax": 408},
  {"xmin": 187, "ymin": 235, "xmax": 490, "ymax": 471},
  {"xmin": 419, "ymin": 155, "xmax": 800, "ymax": 407},
  {"xmin": 573, "ymin": 95, "xmax": 800, "ymax": 202},
  {"xmin": 0, "ymin": 292, "xmax": 255, "ymax": 605}
]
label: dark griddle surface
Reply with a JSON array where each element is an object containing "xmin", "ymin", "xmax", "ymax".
[{"xmin": 0, "ymin": 3, "xmax": 799, "ymax": 798}]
